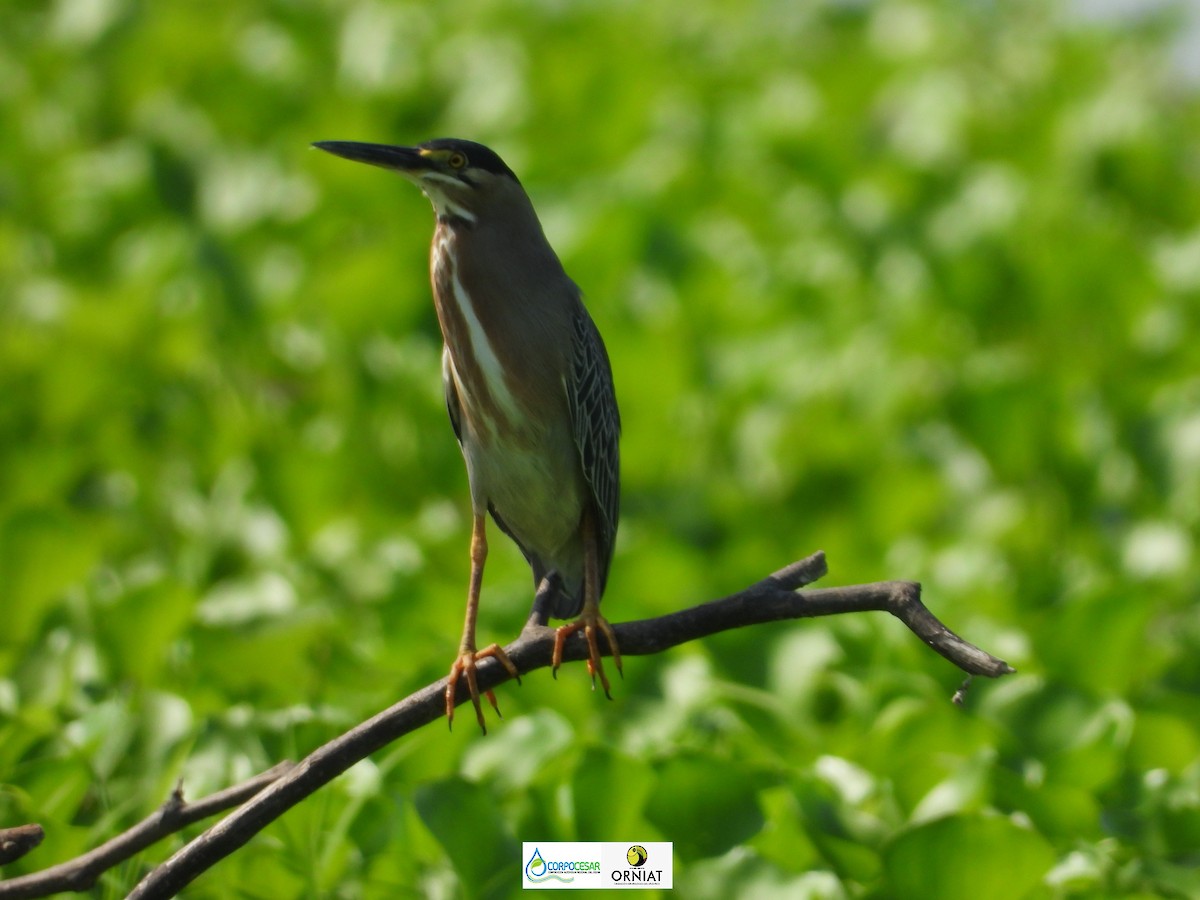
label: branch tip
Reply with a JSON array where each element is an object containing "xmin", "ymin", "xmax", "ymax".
[
  {"xmin": 0, "ymin": 825, "xmax": 44, "ymax": 866},
  {"xmin": 762, "ymin": 550, "xmax": 828, "ymax": 591}
]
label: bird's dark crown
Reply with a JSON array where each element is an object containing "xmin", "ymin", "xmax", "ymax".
[{"xmin": 419, "ymin": 138, "xmax": 519, "ymax": 183}]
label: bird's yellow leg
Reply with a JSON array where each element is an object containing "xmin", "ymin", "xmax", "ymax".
[
  {"xmin": 446, "ymin": 513, "xmax": 520, "ymax": 734},
  {"xmin": 552, "ymin": 510, "xmax": 622, "ymax": 698}
]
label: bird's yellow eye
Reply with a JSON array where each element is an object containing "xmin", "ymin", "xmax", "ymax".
[{"xmin": 448, "ymin": 152, "xmax": 468, "ymax": 170}]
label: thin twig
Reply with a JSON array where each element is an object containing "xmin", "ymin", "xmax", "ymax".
[
  {"xmin": 0, "ymin": 763, "xmax": 295, "ymax": 899},
  {"xmin": 0, "ymin": 827, "xmax": 44, "ymax": 867}
]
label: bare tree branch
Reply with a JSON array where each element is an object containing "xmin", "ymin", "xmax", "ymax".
[
  {"xmin": 1, "ymin": 552, "xmax": 1013, "ymax": 899},
  {"xmin": 0, "ymin": 827, "xmax": 44, "ymax": 867},
  {"xmin": 0, "ymin": 763, "xmax": 295, "ymax": 899}
]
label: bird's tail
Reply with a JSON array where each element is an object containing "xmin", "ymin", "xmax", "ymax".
[
  {"xmin": 552, "ymin": 583, "xmax": 585, "ymax": 619},
  {"xmin": 531, "ymin": 567, "xmax": 586, "ymax": 620}
]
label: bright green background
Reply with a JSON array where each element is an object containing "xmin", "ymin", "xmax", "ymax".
[{"xmin": 3, "ymin": 1, "xmax": 1199, "ymax": 897}]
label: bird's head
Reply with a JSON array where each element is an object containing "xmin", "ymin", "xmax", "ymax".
[{"xmin": 313, "ymin": 137, "xmax": 522, "ymax": 224}]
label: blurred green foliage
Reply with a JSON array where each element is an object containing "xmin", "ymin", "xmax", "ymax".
[{"xmin": 2, "ymin": 0, "xmax": 1199, "ymax": 897}]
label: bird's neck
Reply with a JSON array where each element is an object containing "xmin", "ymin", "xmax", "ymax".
[{"xmin": 437, "ymin": 212, "xmax": 475, "ymax": 230}]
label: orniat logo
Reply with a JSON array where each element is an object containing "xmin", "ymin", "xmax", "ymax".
[
  {"xmin": 524, "ymin": 846, "xmax": 601, "ymax": 884},
  {"xmin": 613, "ymin": 845, "xmax": 663, "ymax": 884}
]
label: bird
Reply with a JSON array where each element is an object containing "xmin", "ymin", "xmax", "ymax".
[{"xmin": 313, "ymin": 137, "xmax": 621, "ymax": 732}]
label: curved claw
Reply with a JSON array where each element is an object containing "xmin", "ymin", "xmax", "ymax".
[
  {"xmin": 552, "ymin": 613, "xmax": 622, "ymax": 699},
  {"xmin": 445, "ymin": 644, "xmax": 520, "ymax": 734}
]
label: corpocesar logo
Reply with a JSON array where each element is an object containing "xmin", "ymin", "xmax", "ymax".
[{"xmin": 524, "ymin": 846, "xmax": 601, "ymax": 884}]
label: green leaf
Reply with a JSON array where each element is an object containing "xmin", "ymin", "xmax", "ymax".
[
  {"xmin": 883, "ymin": 814, "xmax": 1055, "ymax": 900},
  {"xmin": 413, "ymin": 776, "xmax": 517, "ymax": 897},
  {"xmin": 460, "ymin": 709, "xmax": 574, "ymax": 792},
  {"xmin": 571, "ymin": 744, "xmax": 654, "ymax": 842},
  {"xmin": 645, "ymin": 753, "xmax": 765, "ymax": 860},
  {"xmin": 0, "ymin": 510, "xmax": 97, "ymax": 647},
  {"xmin": 95, "ymin": 580, "xmax": 197, "ymax": 684},
  {"xmin": 1129, "ymin": 712, "xmax": 1200, "ymax": 775}
]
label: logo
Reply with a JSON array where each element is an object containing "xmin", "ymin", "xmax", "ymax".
[
  {"xmin": 524, "ymin": 846, "xmax": 601, "ymax": 885},
  {"xmin": 525, "ymin": 847, "xmax": 561, "ymax": 883},
  {"xmin": 611, "ymin": 842, "xmax": 666, "ymax": 885},
  {"xmin": 521, "ymin": 842, "xmax": 671, "ymax": 889}
]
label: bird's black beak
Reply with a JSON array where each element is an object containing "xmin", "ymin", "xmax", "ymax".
[{"xmin": 312, "ymin": 141, "xmax": 428, "ymax": 173}]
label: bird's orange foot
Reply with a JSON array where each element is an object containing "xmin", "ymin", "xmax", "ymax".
[
  {"xmin": 445, "ymin": 644, "xmax": 520, "ymax": 734},
  {"xmin": 552, "ymin": 612, "xmax": 622, "ymax": 699}
]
